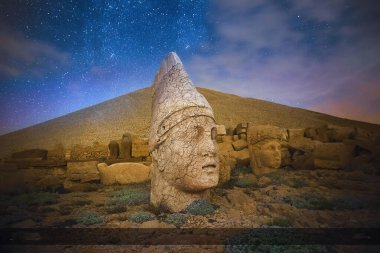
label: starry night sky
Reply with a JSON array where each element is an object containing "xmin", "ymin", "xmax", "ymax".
[{"xmin": 0, "ymin": 0, "xmax": 380, "ymax": 135}]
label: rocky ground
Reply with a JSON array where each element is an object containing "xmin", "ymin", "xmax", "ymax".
[{"xmin": 1, "ymin": 167, "xmax": 379, "ymax": 252}]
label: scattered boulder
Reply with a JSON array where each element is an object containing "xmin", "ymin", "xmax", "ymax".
[
  {"xmin": 66, "ymin": 161, "xmax": 100, "ymax": 183},
  {"xmin": 314, "ymin": 143, "xmax": 354, "ymax": 169},
  {"xmin": 11, "ymin": 149, "xmax": 48, "ymax": 161},
  {"xmin": 119, "ymin": 133, "xmax": 132, "ymax": 159},
  {"xmin": 232, "ymin": 139, "xmax": 248, "ymax": 151},
  {"xmin": 108, "ymin": 140, "xmax": 120, "ymax": 159},
  {"xmin": 327, "ymin": 125, "xmax": 355, "ymax": 142},
  {"xmin": 97, "ymin": 162, "xmax": 151, "ymax": 185},
  {"xmin": 304, "ymin": 126, "xmax": 330, "ymax": 142}
]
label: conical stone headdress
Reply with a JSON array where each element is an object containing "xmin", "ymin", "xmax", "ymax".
[{"xmin": 149, "ymin": 52, "xmax": 215, "ymax": 153}]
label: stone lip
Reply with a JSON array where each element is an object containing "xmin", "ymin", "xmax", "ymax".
[{"xmin": 153, "ymin": 52, "xmax": 183, "ymax": 91}]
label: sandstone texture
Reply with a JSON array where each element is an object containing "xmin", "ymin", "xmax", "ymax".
[
  {"xmin": 66, "ymin": 161, "xmax": 100, "ymax": 183},
  {"xmin": 149, "ymin": 52, "xmax": 219, "ymax": 212},
  {"xmin": 132, "ymin": 137, "xmax": 149, "ymax": 158},
  {"xmin": 97, "ymin": 162, "xmax": 150, "ymax": 185},
  {"xmin": 248, "ymin": 125, "xmax": 287, "ymax": 175}
]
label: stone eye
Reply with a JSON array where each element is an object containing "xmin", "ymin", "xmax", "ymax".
[{"xmin": 211, "ymin": 127, "xmax": 217, "ymax": 140}]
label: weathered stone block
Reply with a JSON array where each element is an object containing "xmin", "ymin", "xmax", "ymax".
[
  {"xmin": 132, "ymin": 137, "xmax": 149, "ymax": 158},
  {"xmin": 216, "ymin": 125, "xmax": 226, "ymax": 135},
  {"xmin": 97, "ymin": 162, "xmax": 150, "ymax": 185},
  {"xmin": 108, "ymin": 140, "xmax": 119, "ymax": 159},
  {"xmin": 119, "ymin": 133, "xmax": 132, "ymax": 159},
  {"xmin": 247, "ymin": 125, "xmax": 288, "ymax": 145},
  {"xmin": 66, "ymin": 161, "xmax": 100, "ymax": 183},
  {"xmin": 288, "ymin": 137, "xmax": 315, "ymax": 152},
  {"xmin": 11, "ymin": 149, "xmax": 48, "ymax": 161},
  {"xmin": 233, "ymin": 135, "xmax": 239, "ymax": 141},
  {"xmin": 327, "ymin": 124, "xmax": 355, "ymax": 142},
  {"xmin": 288, "ymin": 128, "xmax": 305, "ymax": 140},
  {"xmin": 314, "ymin": 143, "xmax": 354, "ymax": 169},
  {"xmin": 232, "ymin": 139, "xmax": 248, "ymax": 151}
]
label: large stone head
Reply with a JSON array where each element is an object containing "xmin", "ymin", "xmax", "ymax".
[
  {"xmin": 149, "ymin": 52, "xmax": 219, "ymax": 212},
  {"xmin": 247, "ymin": 125, "xmax": 288, "ymax": 175}
]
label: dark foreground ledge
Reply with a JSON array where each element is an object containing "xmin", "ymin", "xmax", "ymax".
[{"xmin": 0, "ymin": 228, "xmax": 379, "ymax": 245}]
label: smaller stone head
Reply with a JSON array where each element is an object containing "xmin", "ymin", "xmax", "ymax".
[{"xmin": 247, "ymin": 125, "xmax": 288, "ymax": 175}]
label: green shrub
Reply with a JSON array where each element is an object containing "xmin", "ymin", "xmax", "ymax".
[
  {"xmin": 128, "ymin": 211, "xmax": 155, "ymax": 223},
  {"xmin": 164, "ymin": 213, "xmax": 187, "ymax": 227},
  {"xmin": 105, "ymin": 202, "xmax": 127, "ymax": 214},
  {"xmin": 110, "ymin": 185, "xmax": 150, "ymax": 206},
  {"xmin": 185, "ymin": 199, "xmax": 216, "ymax": 216},
  {"xmin": 270, "ymin": 217, "xmax": 294, "ymax": 227},
  {"xmin": 76, "ymin": 211, "xmax": 104, "ymax": 225}
]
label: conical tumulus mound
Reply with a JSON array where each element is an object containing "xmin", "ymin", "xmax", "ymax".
[{"xmin": 149, "ymin": 52, "xmax": 220, "ymax": 212}]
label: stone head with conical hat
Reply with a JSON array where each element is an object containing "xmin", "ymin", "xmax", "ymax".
[{"xmin": 149, "ymin": 52, "xmax": 219, "ymax": 212}]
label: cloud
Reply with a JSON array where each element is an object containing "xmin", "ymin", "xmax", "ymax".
[
  {"xmin": 0, "ymin": 25, "xmax": 69, "ymax": 78},
  {"xmin": 188, "ymin": 0, "xmax": 380, "ymax": 124}
]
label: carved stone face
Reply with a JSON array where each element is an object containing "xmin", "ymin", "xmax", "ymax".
[
  {"xmin": 155, "ymin": 115, "xmax": 219, "ymax": 192},
  {"xmin": 250, "ymin": 140, "xmax": 282, "ymax": 175},
  {"xmin": 258, "ymin": 140, "xmax": 282, "ymax": 169}
]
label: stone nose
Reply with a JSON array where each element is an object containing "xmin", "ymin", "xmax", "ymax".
[{"xmin": 199, "ymin": 137, "xmax": 216, "ymax": 157}]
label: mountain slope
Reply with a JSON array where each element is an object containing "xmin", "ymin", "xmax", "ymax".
[{"xmin": 1, "ymin": 87, "xmax": 379, "ymax": 157}]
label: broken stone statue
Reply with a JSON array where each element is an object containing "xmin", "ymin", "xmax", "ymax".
[
  {"xmin": 248, "ymin": 125, "xmax": 288, "ymax": 175},
  {"xmin": 149, "ymin": 52, "xmax": 219, "ymax": 212}
]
